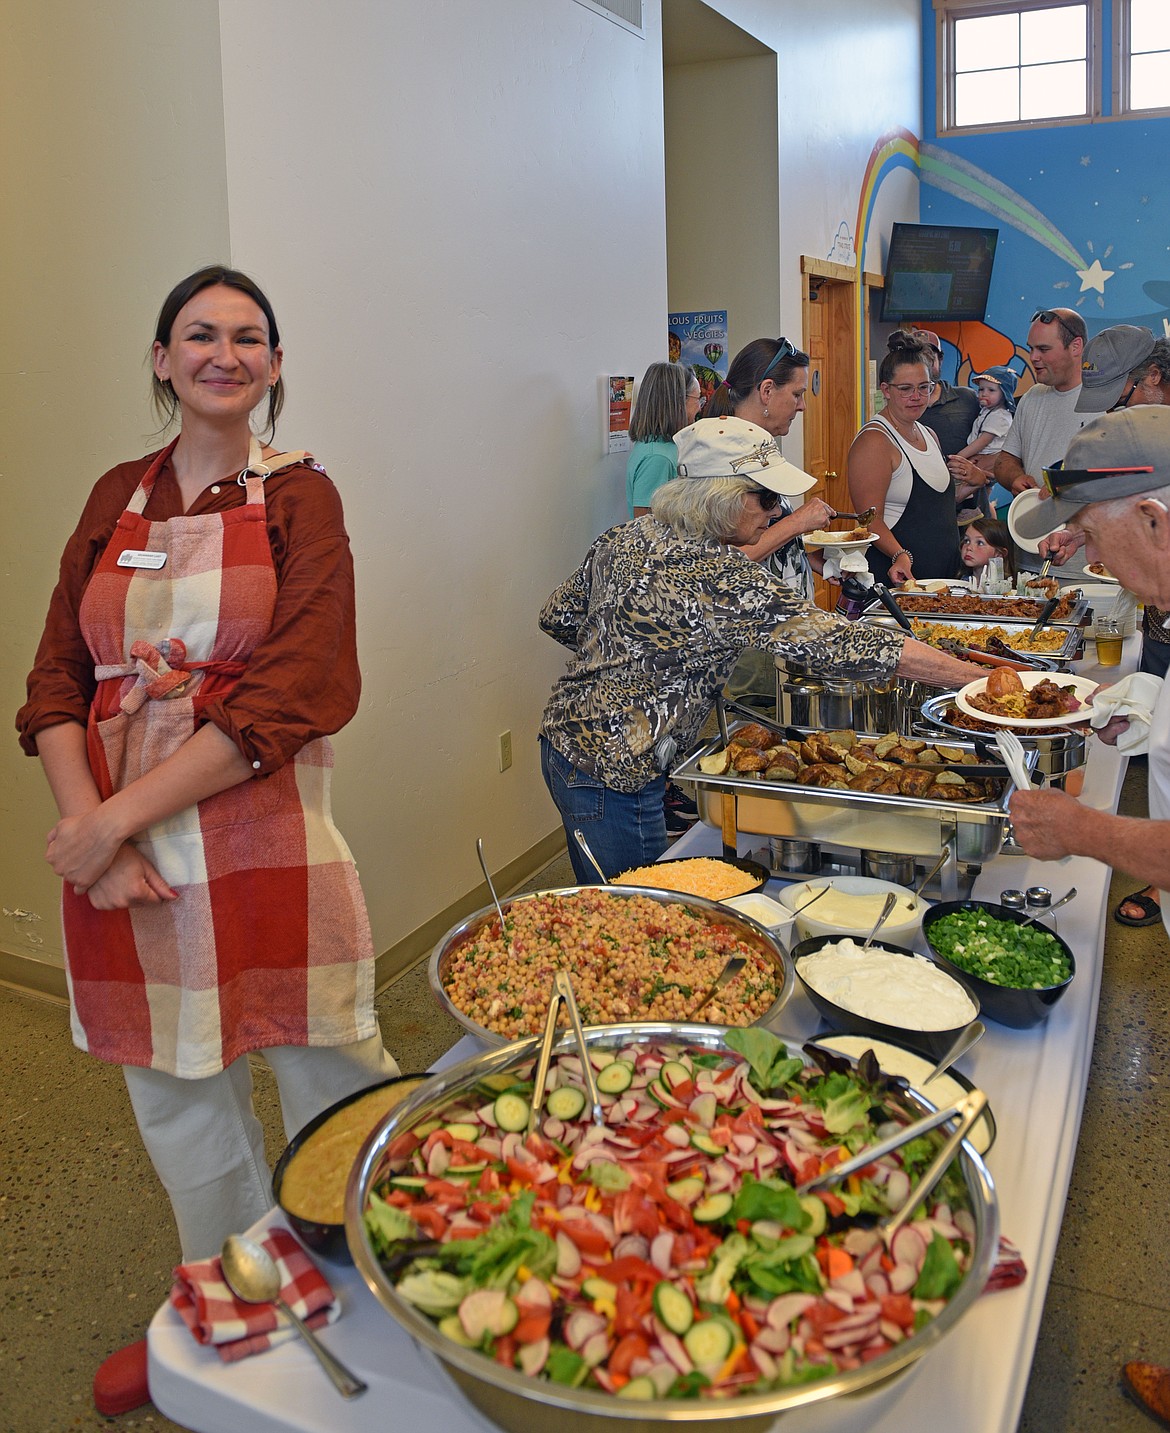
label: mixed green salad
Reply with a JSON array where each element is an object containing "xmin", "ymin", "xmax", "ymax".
[{"xmin": 363, "ymin": 1031, "xmax": 980, "ymax": 1402}]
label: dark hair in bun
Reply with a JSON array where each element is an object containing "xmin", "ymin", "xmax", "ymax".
[{"xmin": 879, "ymin": 330, "xmax": 934, "ymax": 385}]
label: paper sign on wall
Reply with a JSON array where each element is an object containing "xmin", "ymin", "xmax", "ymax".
[
  {"xmin": 668, "ymin": 310, "xmax": 729, "ymax": 406},
  {"xmin": 605, "ymin": 375, "xmax": 634, "ymax": 454}
]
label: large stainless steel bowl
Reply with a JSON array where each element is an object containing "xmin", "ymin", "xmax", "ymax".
[
  {"xmin": 346, "ymin": 1022, "xmax": 999, "ymax": 1433},
  {"xmin": 428, "ymin": 884, "xmax": 795, "ymax": 1047}
]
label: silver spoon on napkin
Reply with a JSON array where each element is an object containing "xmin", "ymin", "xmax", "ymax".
[{"xmin": 220, "ymin": 1234, "xmax": 367, "ymax": 1398}]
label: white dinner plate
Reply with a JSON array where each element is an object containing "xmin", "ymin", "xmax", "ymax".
[
  {"xmin": 1006, "ymin": 489, "xmax": 1061, "ymax": 554},
  {"xmin": 802, "ymin": 533, "xmax": 878, "ymax": 552},
  {"xmin": 1081, "ymin": 564, "xmax": 1120, "ymax": 584},
  {"xmin": 955, "ymin": 669, "xmax": 1098, "ymax": 729}
]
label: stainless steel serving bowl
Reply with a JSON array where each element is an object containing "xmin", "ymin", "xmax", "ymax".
[
  {"xmin": 428, "ymin": 884, "xmax": 795, "ymax": 1047},
  {"xmin": 346, "ymin": 1023, "xmax": 999, "ymax": 1433}
]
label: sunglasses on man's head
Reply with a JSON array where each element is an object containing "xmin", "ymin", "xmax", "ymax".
[
  {"xmin": 758, "ymin": 337, "xmax": 798, "ymax": 384},
  {"xmin": 1040, "ymin": 460, "xmax": 1153, "ymax": 497},
  {"xmin": 1032, "ymin": 309, "xmax": 1083, "ymax": 345}
]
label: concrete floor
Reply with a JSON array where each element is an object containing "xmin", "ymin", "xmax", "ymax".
[{"xmin": 2, "ymin": 771, "xmax": 1168, "ymax": 1433}]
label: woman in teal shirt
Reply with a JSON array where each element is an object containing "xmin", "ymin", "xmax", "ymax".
[{"xmin": 626, "ymin": 362, "xmax": 701, "ymax": 516}]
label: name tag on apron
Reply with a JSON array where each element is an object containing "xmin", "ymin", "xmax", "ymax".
[{"xmin": 117, "ymin": 550, "xmax": 167, "ymax": 570}]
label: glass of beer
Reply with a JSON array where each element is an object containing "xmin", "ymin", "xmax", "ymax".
[{"xmin": 1094, "ymin": 616, "xmax": 1123, "ymax": 667}]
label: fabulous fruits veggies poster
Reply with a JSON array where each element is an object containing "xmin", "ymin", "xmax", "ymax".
[{"xmin": 668, "ymin": 310, "xmax": 728, "ymax": 403}]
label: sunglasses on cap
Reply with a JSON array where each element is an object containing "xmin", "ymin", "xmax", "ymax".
[
  {"xmin": 1041, "ymin": 460, "xmax": 1153, "ymax": 497},
  {"xmin": 1031, "ymin": 309, "xmax": 1083, "ymax": 345},
  {"xmin": 758, "ymin": 337, "xmax": 798, "ymax": 384}
]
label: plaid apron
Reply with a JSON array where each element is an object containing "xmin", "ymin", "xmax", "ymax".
[{"xmin": 63, "ymin": 439, "xmax": 376, "ymax": 1078}]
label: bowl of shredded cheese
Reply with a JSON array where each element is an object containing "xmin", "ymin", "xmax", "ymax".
[{"xmin": 611, "ymin": 856, "xmax": 768, "ymax": 900}]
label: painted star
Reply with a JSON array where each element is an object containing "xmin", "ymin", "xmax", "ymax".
[{"xmin": 1076, "ymin": 259, "xmax": 1114, "ymax": 294}]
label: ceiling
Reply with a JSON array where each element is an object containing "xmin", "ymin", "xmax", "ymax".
[{"xmin": 661, "ymin": 0, "xmax": 773, "ymax": 66}]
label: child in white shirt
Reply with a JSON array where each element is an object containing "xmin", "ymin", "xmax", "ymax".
[{"xmin": 948, "ymin": 365, "xmax": 1018, "ymax": 516}]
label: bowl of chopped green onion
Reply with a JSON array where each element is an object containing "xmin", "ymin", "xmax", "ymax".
[{"xmin": 922, "ymin": 901, "xmax": 1075, "ymax": 1027}]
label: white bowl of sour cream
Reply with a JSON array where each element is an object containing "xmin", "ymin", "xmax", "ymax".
[
  {"xmin": 793, "ymin": 935, "xmax": 980, "ymax": 1059},
  {"xmin": 778, "ymin": 876, "xmax": 923, "ymax": 946}
]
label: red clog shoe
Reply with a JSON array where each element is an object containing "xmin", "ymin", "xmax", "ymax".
[{"xmin": 93, "ymin": 1337, "xmax": 150, "ymax": 1416}]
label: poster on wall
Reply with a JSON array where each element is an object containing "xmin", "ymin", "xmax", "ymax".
[
  {"xmin": 668, "ymin": 310, "xmax": 729, "ymax": 404},
  {"xmin": 605, "ymin": 375, "xmax": 634, "ymax": 454}
]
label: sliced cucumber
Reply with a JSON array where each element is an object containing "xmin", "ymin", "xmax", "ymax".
[
  {"xmin": 445, "ymin": 1162, "xmax": 490, "ymax": 1178},
  {"xmin": 617, "ymin": 1376, "xmax": 657, "ymax": 1400},
  {"xmin": 659, "ymin": 1060, "xmax": 692, "ymax": 1091},
  {"xmin": 665, "ymin": 1176, "xmax": 705, "ymax": 1206},
  {"xmin": 413, "ymin": 1118, "xmax": 443, "ymax": 1138},
  {"xmin": 388, "ymin": 1174, "xmax": 429, "ymax": 1190},
  {"xmin": 647, "ymin": 1078, "xmax": 683, "ymax": 1109},
  {"xmin": 799, "ymin": 1194, "xmax": 827, "ymax": 1237},
  {"xmin": 692, "ymin": 1192, "xmax": 733, "ymax": 1223},
  {"xmin": 596, "ymin": 1061, "xmax": 634, "ymax": 1095},
  {"xmin": 493, "ymin": 1092, "xmax": 531, "ymax": 1133},
  {"xmin": 683, "ymin": 1318, "xmax": 734, "ymax": 1368},
  {"xmin": 652, "ymin": 1281, "xmax": 695, "ymax": 1335},
  {"xmin": 546, "ymin": 1085, "xmax": 587, "ymax": 1120},
  {"xmin": 443, "ymin": 1122, "xmax": 480, "ymax": 1142},
  {"xmin": 438, "ymin": 1313, "xmax": 479, "ymax": 1348},
  {"xmin": 690, "ymin": 1133, "xmax": 723, "ymax": 1157}
]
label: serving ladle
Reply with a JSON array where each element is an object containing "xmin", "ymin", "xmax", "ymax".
[
  {"xmin": 922, "ymin": 1019, "xmax": 986, "ymax": 1087},
  {"xmin": 220, "ymin": 1234, "xmax": 367, "ymax": 1398}
]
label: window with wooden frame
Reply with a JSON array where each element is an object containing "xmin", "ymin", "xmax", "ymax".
[
  {"xmin": 934, "ymin": 0, "xmax": 1100, "ymax": 133},
  {"xmin": 1120, "ymin": 0, "xmax": 1170, "ymax": 115}
]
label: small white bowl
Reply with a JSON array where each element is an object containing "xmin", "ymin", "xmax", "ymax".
[
  {"xmin": 721, "ymin": 891, "xmax": 794, "ymax": 931},
  {"xmin": 777, "ymin": 876, "xmax": 924, "ymax": 945}
]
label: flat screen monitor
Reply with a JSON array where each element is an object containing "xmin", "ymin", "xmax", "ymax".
[{"xmin": 880, "ymin": 222, "xmax": 998, "ymax": 323}]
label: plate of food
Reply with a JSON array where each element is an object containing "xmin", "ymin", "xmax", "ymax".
[
  {"xmin": 896, "ymin": 577, "xmax": 971, "ymax": 594},
  {"xmin": 1083, "ymin": 562, "xmax": 1120, "ymax": 584},
  {"xmin": 954, "ymin": 667, "xmax": 1097, "ymax": 729},
  {"xmin": 802, "ymin": 528, "xmax": 877, "ymax": 550}
]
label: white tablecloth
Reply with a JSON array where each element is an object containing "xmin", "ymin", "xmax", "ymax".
[{"xmin": 148, "ymin": 649, "xmax": 1134, "ymax": 1433}]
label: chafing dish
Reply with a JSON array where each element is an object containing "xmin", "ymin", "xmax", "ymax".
[
  {"xmin": 917, "ymin": 693, "xmax": 1087, "ymax": 788},
  {"xmin": 863, "ymin": 613, "xmax": 1084, "ymax": 666},
  {"xmin": 347, "ymin": 1022, "xmax": 999, "ymax": 1433},
  {"xmin": 770, "ymin": 657, "xmax": 923, "ymax": 736},
  {"xmin": 673, "ymin": 722, "xmax": 1035, "ymax": 868},
  {"xmin": 428, "ymin": 885, "xmax": 795, "ymax": 1047},
  {"xmin": 864, "ymin": 590, "xmax": 1091, "ymax": 626}
]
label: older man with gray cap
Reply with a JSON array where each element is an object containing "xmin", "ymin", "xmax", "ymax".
[{"xmin": 1009, "ymin": 406, "xmax": 1170, "ymax": 938}]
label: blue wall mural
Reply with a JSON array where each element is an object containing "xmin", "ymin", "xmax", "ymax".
[{"xmin": 916, "ymin": 0, "xmax": 1170, "ymax": 387}]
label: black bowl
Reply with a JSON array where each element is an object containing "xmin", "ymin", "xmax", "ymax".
[
  {"xmin": 792, "ymin": 933, "xmax": 980, "ymax": 1060},
  {"xmin": 273, "ymin": 1072, "xmax": 428, "ymax": 1263},
  {"xmin": 922, "ymin": 900, "xmax": 1076, "ymax": 1029}
]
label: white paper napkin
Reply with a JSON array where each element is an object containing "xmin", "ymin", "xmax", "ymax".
[
  {"xmin": 1089, "ymin": 672, "xmax": 1163, "ymax": 755},
  {"xmin": 822, "ymin": 549, "xmax": 875, "ymax": 585}
]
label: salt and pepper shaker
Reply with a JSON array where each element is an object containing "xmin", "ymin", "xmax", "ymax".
[
  {"xmin": 999, "ymin": 889, "xmax": 1027, "ymax": 911},
  {"xmin": 1025, "ymin": 885, "xmax": 1056, "ymax": 929}
]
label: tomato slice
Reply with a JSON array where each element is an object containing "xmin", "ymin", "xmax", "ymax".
[
  {"xmin": 608, "ymin": 1333, "xmax": 650, "ymax": 1378},
  {"xmin": 559, "ymin": 1220, "xmax": 612, "ymax": 1257}
]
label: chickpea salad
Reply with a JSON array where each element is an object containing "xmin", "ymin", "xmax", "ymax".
[
  {"xmin": 439, "ymin": 890, "xmax": 783, "ymax": 1040},
  {"xmin": 364, "ymin": 1033, "xmax": 983, "ymax": 1402}
]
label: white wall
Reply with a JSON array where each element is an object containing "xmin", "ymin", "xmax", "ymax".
[
  {"xmin": 208, "ymin": 0, "xmax": 670, "ymax": 960},
  {"xmin": 0, "ymin": 0, "xmax": 230, "ymax": 970}
]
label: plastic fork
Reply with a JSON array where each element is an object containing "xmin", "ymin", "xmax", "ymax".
[{"xmin": 994, "ymin": 729, "xmax": 1032, "ymax": 791}]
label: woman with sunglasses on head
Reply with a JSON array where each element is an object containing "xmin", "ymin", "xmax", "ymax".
[
  {"xmin": 539, "ymin": 416, "xmax": 982, "ymax": 883},
  {"xmin": 702, "ymin": 338, "xmax": 837, "ymax": 698},
  {"xmin": 17, "ymin": 266, "xmax": 396, "ymax": 1414},
  {"xmin": 847, "ymin": 331, "xmax": 959, "ymax": 586}
]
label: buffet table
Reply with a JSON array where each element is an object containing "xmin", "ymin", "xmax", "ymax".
[{"xmin": 147, "ymin": 646, "xmax": 1134, "ymax": 1433}]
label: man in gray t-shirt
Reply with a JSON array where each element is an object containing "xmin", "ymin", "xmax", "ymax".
[{"xmin": 994, "ymin": 308, "xmax": 1090, "ymax": 575}]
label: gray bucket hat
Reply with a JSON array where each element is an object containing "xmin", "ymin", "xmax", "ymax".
[{"xmin": 1075, "ymin": 325, "xmax": 1157, "ymax": 413}]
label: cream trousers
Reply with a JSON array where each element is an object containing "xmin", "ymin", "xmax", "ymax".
[{"xmin": 123, "ymin": 1034, "xmax": 399, "ymax": 1260}]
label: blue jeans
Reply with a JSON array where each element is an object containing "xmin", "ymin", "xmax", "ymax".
[{"xmin": 540, "ymin": 736, "xmax": 667, "ymax": 884}]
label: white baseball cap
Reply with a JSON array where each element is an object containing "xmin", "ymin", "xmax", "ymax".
[{"xmin": 674, "ymin": 416, "xmax": 816, "ymax": 497}]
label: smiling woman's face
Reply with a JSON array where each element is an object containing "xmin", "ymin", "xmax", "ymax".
[{"xmin": 152, "ymin": 284, "xmax": 281, "ymax": 424}]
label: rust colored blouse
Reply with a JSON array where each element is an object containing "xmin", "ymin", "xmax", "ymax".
[{"xmin": 17, "ymin": 450, "xmax": 362, "ymax": 775}]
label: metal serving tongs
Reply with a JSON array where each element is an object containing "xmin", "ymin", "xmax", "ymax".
[
  {"xmin": 528, "ymin": 970, "xmax": 604, "ymax": 1134},
  {"xmin": 796, "ymin": 1088, "xmax": 989, "ymax": 1240}
]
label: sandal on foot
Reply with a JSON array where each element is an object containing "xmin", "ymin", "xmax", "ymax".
[
  {"xmin": 93, "ymin": 1337, "xmax": 150, "ymax": 1416},
  {"xmin": 1114, "ymin": 889, "xmax": 1163, "ymax": 927},
  {"xmin": 1123, "ymin": 1361, "xmax": 1170, "ymax": 1426}
]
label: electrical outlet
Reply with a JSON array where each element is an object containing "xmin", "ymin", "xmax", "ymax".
[{"xmin": 498, "ymin": 730, "xmax": 513, "ymax": 772}]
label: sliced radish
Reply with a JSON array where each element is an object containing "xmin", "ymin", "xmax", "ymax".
[
  {"xmin": 888, "ymin": 1263, "xmax": 917, "ymax": 1295},
  {"xmin": 650, "ymin": 1232, "xmax": 675, "ymax": 1274},
  {"xmin": 753, "ymin": 1324, "xmax": 791, "ymax": 1354},
  {"xmin": 581, "ymin": 1331, "xmax": 610, "ymax": 1367},
  {"xmin": 518, "ymin": 1337, "xmax": 550, "ymax": 1376},
  {"xmin": 459, "ymin": 1289, "xmax": 518, "ymax": 1342},
  {"xmin": 516, "ymin": 1278, "xmax": 552, "ymax": 1310},
  {"xmin": 555, "ymin": 1232, "xmax": 582, "ymax": 1277},
  {"xmin": 564, "ymin": 1309, "xmax": 607, "ymax": 1350},
  {"xmin": 765, "ymin": 1294, "xmax": 816, "ymax": 1330},
  {"xmin": 654, "ymin": 1327, "xmax": 693, "ymax": 1375},
  {"xmin": 752, "ymin": 1345, "xmax": 778, "ymax": 1381}
]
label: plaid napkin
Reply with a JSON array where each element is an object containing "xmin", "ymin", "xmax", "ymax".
[{"xmin": 170, "ymin": 1227, "xmax": 339, "ymax": 1363}]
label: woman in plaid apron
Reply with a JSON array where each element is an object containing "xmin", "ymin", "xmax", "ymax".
[{"xmin": 19, "ymin": 267, "xmax": 395, "ymax": 1407}]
